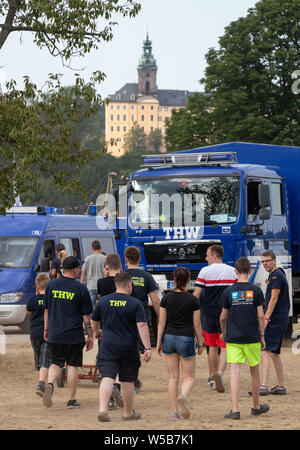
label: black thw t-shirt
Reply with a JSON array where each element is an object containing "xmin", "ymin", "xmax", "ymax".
[
  {"xmin": 26, "ymin": 294, "xmax": 45, "ymax": 341},
  {"xmin": 160, "ymin": 291, "xmax": 200, "ymax": 337}
]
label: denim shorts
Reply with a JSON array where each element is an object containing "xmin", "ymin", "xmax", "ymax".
[{"xmin": 162, "ymin": 334, "xmax": 196, "ymax": 359}]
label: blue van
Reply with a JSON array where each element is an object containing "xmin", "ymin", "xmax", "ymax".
[{"xmin": 0, "ymin": 206, "xmax": 116, "ymax": 332}]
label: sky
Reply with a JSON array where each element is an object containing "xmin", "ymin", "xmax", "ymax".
[{"xmin": 0, "ymin": 0, "xmax": 258, "ymax": 99}]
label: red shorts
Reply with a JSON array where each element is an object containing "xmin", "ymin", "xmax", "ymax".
[{"xmin": 203, "ymin": 330, "xmax": 226, "ymax": 348}]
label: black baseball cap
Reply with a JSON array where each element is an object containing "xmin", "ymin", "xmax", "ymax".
[{"xmin": 62, "ymin": 256, "xmax": 82, "ymax": 270}]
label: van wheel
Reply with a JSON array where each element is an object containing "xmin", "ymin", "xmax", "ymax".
[
  {"xmin": 57, "ymin": 367, "xmax": 67, "ymax": 388},
  {"xmin": 18, "ymin": 315, "xmax": 30, "ymax": 333}
]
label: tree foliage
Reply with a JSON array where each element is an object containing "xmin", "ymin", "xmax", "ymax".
[
  {"xmin": 165, "ymin": 0, "xmax": 300, "ymax": 150},
  {"xmin": 165, "ymin": 93, "xmax": 214, "ymax": 152},
  {"xmin": 202, "ymin": 0, "xmax": 300, "ymax": 145},
  {"xmin": 0, "ymin": 0, "xmax": 141, "ymax": 214}
]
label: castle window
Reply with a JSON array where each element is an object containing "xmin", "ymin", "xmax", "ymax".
[
  {"xmin": 116, "ymin": 94, "xmax": 121, "ymax": 100},
  {"xmin": 131, "ymin": 115, "xmax": 135, "ymax": 121},
  {"xmin": 145, "ymin": 81, "xmax": 150, "ymax": 92},
  {"xmin": 141, "ymin": 105, "xmax": 145, "ymax": 110},
  {"xmin": 117, "ymin": 115, "xmax": 120, "ymax": 121},
  {"xmin": 123, "ymin": 126, "xmax": 126, "ymax": 132},
  {"xmin": 123, "ymin": 115, "xmax": 126, "ymax": 121},
  {"xmin": 111, "ymin": 114, "xmax": 114, "ymax": 120},
  {"xmin": 141, "ymin": 115, "xmax": 144, "ymax": 121},
  {"xmin": 151, "ymin": 105, "xmax": 154, "ymax": 110},
  {"xmin": 110, "ymin": 126, "xmax": 114, "ymax": 131},
  {"xmin": 150, "ymin": 115, "xmax": 154, "ymax": 121}
]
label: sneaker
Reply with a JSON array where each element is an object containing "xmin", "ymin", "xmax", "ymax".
[
  {"xmin": 35, "ymin": 382, "xmax": 45, "ymax": 397},
  {"xmin": 213, "ymin": 370, "xmax": 225, "ymax": 393},
  {"xmin": 171, "ymin": 412, "xmax": 181, "ymax": 420},
  {"xmin": 134, "ymin": 379, "xmax": 142, "ymax": 394},
  {"xmin": 98, "ymin": 412, "xmax": 111, "ymax": 422},
  {"xmin": 177, "ymin": 394, "xmax": 190, "ymax": 419},
  {"xmin": 122, "ymin": 409, "xmax": 142, "ymax": 421},
  {"xmin": 224, "ymin": 410, "xmax": 240, "ymax": 420},
  {"xmin": 207, "ymin": 376, "xmax": 213, "ymax": 386},
  {"xmin": 108, "ymin": 397, "xmax": 117, "ymax": 410},
  {"xmin": 248, "ymin": 385, "xmax": 270, "ymax": 396},
  {"xmin": 43, "ymin": 383, "xmax": 54, "ymax": 408},
  {"xmin": 270, "ymin": 385, "xmax": 287, "ymax": 395},
  {"xmin": 67, "ymin": 399, "xmax": 81, "ymax": 409},
  {"xmin": 251, "ymin": 403, "xmax": 270, "ymax": 416},
  {"xmin": 111, "ymin": 383, "xmax": 124, "ymax": 407}
]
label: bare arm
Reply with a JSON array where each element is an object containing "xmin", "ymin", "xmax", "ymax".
[
  {"xmin": 220, "ymin": 308, "xmax": 228, "ymax": 341},
  {"xmin": 193, "ymin": 309, "xmax": 204, "ymax": 354},
  {"xmin": 264, "ymin": 288, "xmax": 280, "ymax": 320},
  {"xmin": 91, "ymin": 319, "xmax": 102, "ymax": 339},
  {"xmin": 193, "ymin": 286, "xmax": 202, "ymax": 299},
  {"xmin": 83, "ymin": 314, "xmax": 94, "ymax": 351},
  {"xmin": 257, "ymin": 305, "xmax": 266, "ymax": 350},
  {"xmin": 137, "ymin": 321, "xmax": 152, "ymax": 362},
  {"xmin": 156, "ymin": 307, "xmax": 167, "ymax": 356},
  {"xmin": 44, "ymin": 309, "xmax": 49, "ymax": 341},
  {"xmin": 149, "ymin": 290, "xmax": 160, "ymax": 318},
  {"xmin": 80, "ymin": 269, "xmax": 86, "ymax": 284}
]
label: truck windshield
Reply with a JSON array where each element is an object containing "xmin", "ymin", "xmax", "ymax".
[
  {"xmin": 0, "ymin": 236, "xmax": 39, "ymax": 268},
  {"xmin": 129, "ymin": 176, "xmax": 240, "ymax": 228}
]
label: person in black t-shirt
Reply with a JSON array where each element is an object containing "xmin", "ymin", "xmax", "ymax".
[
  {"xmin": 43, "ymin": 256, "xmax": 94, "ymax": 410},
  {"xmin": 220, "ymin": 257, "xmax": 268, "ymax": 420},
  {"xmin": 26, "ymin": 273, "xmax": 51, "ymax": 397},
  {"xmin": 50, "ymin": 243, "xmax": 65, "ymax": 279},
  {"xmin": 157, "ymin": 268, "xmax": 204, "ymax": 420},
  {"xmin": 92, "ymin": 272, "xmax": 151, "ymax": 423},
  {"xmin": 97, "ymin": 253, "xmax": 124, "ymax": 410},
  {"xmin": 260, "ymin": 251, "xmax": 290, "ymax": 395}
]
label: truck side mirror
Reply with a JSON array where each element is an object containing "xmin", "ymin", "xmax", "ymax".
[
  {"xmin": 258, "ymin": 184, "xmax": 270, "ymax": 208},
  {"xmin": 259, "ymin": 208, "xmax": 270, "ymax": 221}
]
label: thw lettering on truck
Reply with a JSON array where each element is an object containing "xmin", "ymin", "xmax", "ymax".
[{"xmin": 52, "ymin": 290, "xmax": 75, "ymax": 300}]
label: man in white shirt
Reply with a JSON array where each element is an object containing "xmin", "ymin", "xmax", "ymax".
[{"xmin": 193, "ymin": 244, "xmax": 237, "ymax": 393}]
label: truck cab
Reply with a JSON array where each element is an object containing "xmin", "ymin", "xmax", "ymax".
[{"xmin": 107, "ymin": 144, "xmax": 298, "ymax": 335}]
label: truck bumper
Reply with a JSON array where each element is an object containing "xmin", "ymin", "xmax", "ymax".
[{"xmin": 0, "ymin": 305, "xmax": 26, "ymax": 326}]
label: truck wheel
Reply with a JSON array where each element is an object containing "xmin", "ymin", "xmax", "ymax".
[
  {"xmin": 18, "ymin": 315, "xmax": 30, "ymax": 333},
  {"xmin": 57, "ymin": 367, "xmax": 67, "ymax": 388}
]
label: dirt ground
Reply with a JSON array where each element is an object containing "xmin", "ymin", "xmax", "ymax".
[{"xmin": 1, "ymin": 326, "xmax": 300, "ymax": 432}]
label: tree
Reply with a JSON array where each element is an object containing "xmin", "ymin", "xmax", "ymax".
[
  {"xmin": 147, "ymin": 128, "xmax": 163, "ymax": 153},
  {"xmin": 202, "ymin": 0, "xmax": 300, "ymax": 145},
  {"xmin": 0, "ymin": 1, "xmax": 141, "ymax": 214},
  {"xmin": 123, "ymin": 123, "xmax": 147, "ymax": 153},
  {"xmin": 164, "ymin": 93, "xmax": 214, "ymax": 152}
]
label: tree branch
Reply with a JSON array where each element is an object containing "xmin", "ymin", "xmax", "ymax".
[{"xmin": 0, "ymin": 0, "xmax": 20, "ymax": 50}]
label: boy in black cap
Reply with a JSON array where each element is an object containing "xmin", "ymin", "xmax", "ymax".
[{"xmin": 43, "ymin": 256, "xmax": 94, "ymax": 409}]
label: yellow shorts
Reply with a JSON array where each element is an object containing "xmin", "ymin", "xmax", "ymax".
[{"xmin": 226, "ymin": 342, "xmax": 261, "ymax": 367}]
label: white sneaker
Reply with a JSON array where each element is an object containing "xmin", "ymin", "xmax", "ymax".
[{"xmin": 213, "ymin": 371, "xmax": 225, "ymax": 393}]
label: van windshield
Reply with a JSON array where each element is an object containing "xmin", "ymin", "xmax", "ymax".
[{"xmin": 0, "ymin": 236, "xmax": 39, "ymax": 268}]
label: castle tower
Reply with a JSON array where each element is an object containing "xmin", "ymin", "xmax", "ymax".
[{"xmin": 137, "ymin": 33, "xmax": 158, "ymax": 96}]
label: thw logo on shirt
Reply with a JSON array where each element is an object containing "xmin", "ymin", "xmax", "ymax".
[
  {"xmin": 109, "ymin": 300, "xmax": 127, "ymax": 307},
  {"xmin": 52, "ymin": 290, "xmax": 75, "ymax": 300}
]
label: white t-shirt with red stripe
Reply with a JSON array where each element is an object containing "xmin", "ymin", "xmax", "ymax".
[{"xmin": 195, "ymin": 263, "xmax": 238, "ymax": 318}]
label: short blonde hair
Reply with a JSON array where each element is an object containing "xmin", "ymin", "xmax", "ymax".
[{"xmin": 35, "ymin": 273, "xmax": 50, "ymax": 291}]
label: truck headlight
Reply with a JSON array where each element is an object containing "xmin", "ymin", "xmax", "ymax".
[{"xmin": 0, "ymin": 292, "xmax": 23, "ymax": 303}]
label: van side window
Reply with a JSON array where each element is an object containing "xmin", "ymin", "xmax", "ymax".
[
  {"xmin": 247, "ymin": 181, "xmax": 260, "ymax": 222},
  {"xmin": 82, "ymin": 237, "xmax": 115, "ymax": 258},
  {"xmin": 59, "ymin": 238, "xmax": 81, "ymax": 259},
  {"xmin": 271, "ymin": 183, "xmax": 284, "ymax": 215}
]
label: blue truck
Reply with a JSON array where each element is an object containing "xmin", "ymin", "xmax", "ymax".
[
  {"xmin": 109, "ymin": 142, "xmax": 299, "ymax": 333},
  {"xmin": 0, "ymin": 206, "xmax": 116, "ymax": 332}
]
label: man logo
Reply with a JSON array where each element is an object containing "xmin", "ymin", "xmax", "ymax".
[{"xmin": 168, "ymin": 247, "xmax": 196, "ymax": 260}]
